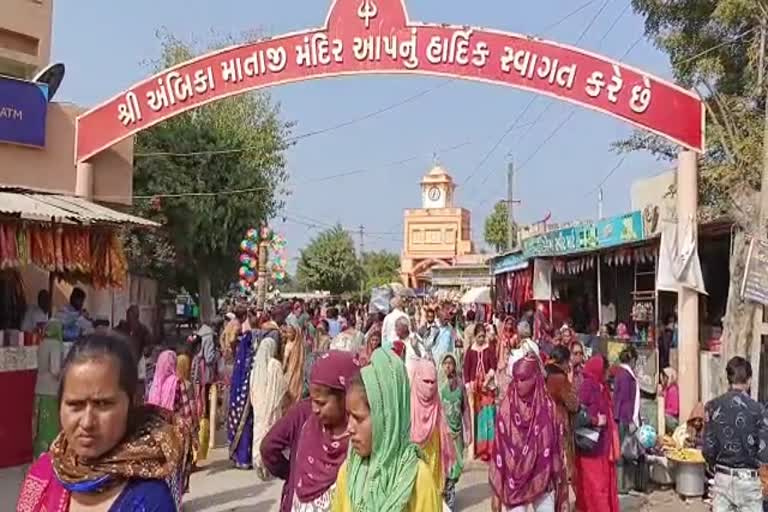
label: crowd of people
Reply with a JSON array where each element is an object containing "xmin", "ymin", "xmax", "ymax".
[{"xmin": 14, "ymin": 291, "xmax": 768, "ymax": 512}]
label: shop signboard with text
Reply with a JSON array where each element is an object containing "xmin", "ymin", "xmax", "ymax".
[
  {"xmin": 0, "ymin": 76, "xmax": 48, "ymax": 148},
  {"xmin": 75, "ymin": 0, "xmax": 704, "ymax": 163},
  {"xmin": 523, "ymin": 211, "xmax": 646, "ymax": 258}
]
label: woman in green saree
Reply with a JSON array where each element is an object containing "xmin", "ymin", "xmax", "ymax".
[{"xmin": 438, "ymin": 353, "xmax": 472, "ymax": 511}]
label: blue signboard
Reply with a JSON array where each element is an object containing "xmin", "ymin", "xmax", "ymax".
[
  {"xmin": 523, "ymin": 211, "xmax": 645, "ymax": 257},
  {"xmin": 0, "ymin": 76, "xmax": 48, "ymax": 147},
  {"xmin": 492, "ymin": 211, "xmax": 648, "ymax": 274}
]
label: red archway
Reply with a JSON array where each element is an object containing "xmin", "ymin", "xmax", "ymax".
[{"xmin": 75, "ymin": 0, "xmax": 704, "ymax": 163}]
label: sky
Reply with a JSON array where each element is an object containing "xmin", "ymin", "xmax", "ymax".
[{"xmin": 51, "ymin": 0, "xmax": 676, "ymax": 266}]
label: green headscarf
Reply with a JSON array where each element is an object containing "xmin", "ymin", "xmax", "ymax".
[
  {"xmin": 438, "ymin": 353, "xmax": 465, "ymax": 480},
  {"xmin": 44, "ymin": 320, "xmax": 63, "ymax": 342},
  {"xmin": 346, "ymin": 349, "xmax": 420, "ymax": 511}
]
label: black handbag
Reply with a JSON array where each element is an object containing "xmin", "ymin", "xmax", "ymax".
[{"xmin": 574, "ymin": 406, "xmax": 601, "ymax": 454}]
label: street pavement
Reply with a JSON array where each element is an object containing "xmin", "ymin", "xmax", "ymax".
[{"xmin": 0, "ymin": 446, "xmax": 709, "ymax": 511}]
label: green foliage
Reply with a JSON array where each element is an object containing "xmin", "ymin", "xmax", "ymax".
[
  {"xmin": 296, "ymin": 225, "xmax": 363, "ymax": 294},
  {"xmin": 362, "ymin": 251, "xmax": 401, "ymax": 290},
  {"xmin": 126, "ymin": 33, "xmax": 291, "ymax": 298},
  {"xmin": 620, "ymin": 0, "xmax": 765, "ymax": 219},
  {"xmin": 484, "ymin": 201, "xmax": 513, "ymax": 252}
]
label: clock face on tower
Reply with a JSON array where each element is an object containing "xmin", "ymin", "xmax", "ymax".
[{"xmin": 428, "ymin": 187, "xmax": 441, "ymax": 202}]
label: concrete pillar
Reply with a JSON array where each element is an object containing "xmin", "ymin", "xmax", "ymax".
[
  {"xmin": 75, "ymin": 161, "xmax": 94, "ymax": 199},
  {"xmin": 677, "ymin": 150, "xmax": 700, "ymax": 422}
]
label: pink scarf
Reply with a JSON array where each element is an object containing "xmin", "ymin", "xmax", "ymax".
[
  {"xmin": 410, "ymin": 360, "xmax": 456, "ymax": 475},
  {"xmin": 147, "ymin": 350, "xmax": 178, "ymax": 411},
  {"xmin": 16, "ymin": 453, "xmax": 69, "ymax": 512}
]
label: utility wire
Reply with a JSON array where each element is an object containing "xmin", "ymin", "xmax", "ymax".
[
  {"xmin": 583, "ymin": 156, "xmax": 627, "ymax": 198},
  {"xmin": 134, "ymin": 80, "xmax": 453, "ymax": 158},
  {"xmin": 463, "ymin": 0, "xmax": 615, "ymax": 199},
  {"xmin": 94, "ymin": 142, "xmax": 470, "ymax": 202},
  {"xmin": 676, "ymin": 27, "xmax": 757, "ymax": 66},
  {"xmin": 461, "ymin": 0, "xmax": 613, "ymax": 190},
  {"xmin": 536, "ymin": 0, "xmax": 598, "ymax": 36}
]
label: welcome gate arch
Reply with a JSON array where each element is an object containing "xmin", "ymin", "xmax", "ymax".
[{"xmin": 74, "ymin": 0, "xmax": 704, "ymax": 163}]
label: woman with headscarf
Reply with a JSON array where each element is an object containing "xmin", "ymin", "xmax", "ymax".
[
  {"xmin": 33, "ymin": 321, "xmax": 64, "ymax": 458},
  {"xmin": 190, "ymin": 323, "xmax": 217, "ymax": 462},
  {"xmin": 261, "ymin": 351, "xmax": 361, "ymax": 512},
  {"xmin": 490, "ymin": 355, "xmax": 566, "ymax": 512},
  {"xmin": 569, "ymin": 341, "xmax": 586, "ymax": 393},
  {"xmin": 496, "ymin": 316, "xmax": 517, "ymax": 393},
  {"xmin": 574, "ymin": 355, "xmax": 620, "ymax": 512},
  {"xmin": 227, "ymin": 330, "xmax": 258, "ymax": 469},
  {"xmin": 146, "ymin": 350, "xmax": 197, "ymax": 492},
  {"xmin": 545, "ymin": 346, "xmax": 579, "ymax": 509},
  {"xmin": 332, "ymin": 349, "xmax": 441, "ymax": 511},
  {"xmin": 17, "ymin": 335, "xmax": 189, "ymax": 512},
  {"xmin": 174, "ymin": 353, "xmax": 198, "ymax": 491},
  {"xmin": 410, "ymin": 360, "xmax": 457, "ymax": 494},
  {"xmin": 439, "ymin": 353, "xmax": 472, "ymax": 511},
  {"xmin": 660, "ymin": 367, "xmax": 680, "ymax": 434},
  {"xmin": 672, "ymin": 402, "xmax": 704, "ymax": 449},
  {"xmin": 359, "ymin": 325, "xmax": 382, "ymax": 366},
  {"xmin": 614, "ymin": 346, "xmax": 640, "ymax": 494},
  {"xmin": 283, "ymin": 325, "xmax": 307, "ymax": 404},
  {"xmin": 463, "ymin": 323, "xmax": 497, "ymax": 462},
  {"xmin": 250, "ymin": 336, "xmax": 288, "ymax": 480}
]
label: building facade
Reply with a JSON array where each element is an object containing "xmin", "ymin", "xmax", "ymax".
[
  {"xmin": 0, "ymin": 1, "xmax": 147, "ymax": 324},
  {"xmin": 400, "ymin": 165, "xmax": 478, "ymax": 287}
]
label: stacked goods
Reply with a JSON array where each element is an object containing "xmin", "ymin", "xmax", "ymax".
[{"xmin": 0, "ymin": 222, "xmax": 128, "ymax": 288}]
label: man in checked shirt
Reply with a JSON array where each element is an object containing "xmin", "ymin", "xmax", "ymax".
[{"xmin": 703, "ymin": 356, "xmax": 768, "ymax": 512}]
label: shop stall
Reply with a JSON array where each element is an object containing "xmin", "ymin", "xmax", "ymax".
[{"xmin": 0, "ymin": 189, "xmax": 156, "ymax": 468}]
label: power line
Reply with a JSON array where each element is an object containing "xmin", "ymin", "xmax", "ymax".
[
  {"xmin": 281, "ymin": 214, "xmax": 403, "ymax": 242},
  {"xmin": 93, "ymin": 142, "xmax": 470, "ymax": 202},
  {"xmin": 134, "ymin": 80, "xmax": 453, "ymax": 158},
  {"xmin": 676, "ymin": 27, "xmax": 757, "ymax": 66},
  {"xmin": 536, "ymin": 0, "xmax": 598, "ymax": 35},
  {"xmin": 463, "ymin": 0, "xmax": 615, "ymax": 200},
  {"xmin": 461, "ymin": 1, "xmax": 614, "ymax": 190},
  {"xmin": 583, "ymin": 156, "xmax": 627, "ymax": 197}
]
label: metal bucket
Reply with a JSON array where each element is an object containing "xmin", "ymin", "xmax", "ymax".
[{"xmin": 675, "ymin": 461, "xmax": 705, "ymax": 497}]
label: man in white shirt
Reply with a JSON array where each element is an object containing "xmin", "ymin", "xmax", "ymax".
[
  {"xmin": 382, "ymin": 296, "xmax": 409, "ymax": 350},
  {"xmin": 394, "ymin": 317, "xmax": 427, "ymax": 378},
  {"xmin": 21, "ymin": 290, "xmax": 50, "ymax": 332}
]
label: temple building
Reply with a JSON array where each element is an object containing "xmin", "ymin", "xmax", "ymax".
[{"xmin": 400, "ymin": 164, "xmax": 488, "ymax": 289}]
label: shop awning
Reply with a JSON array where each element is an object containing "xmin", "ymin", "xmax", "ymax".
[
  {"xmin": 460, "ymin": 286, "xmax": 492, "ymax": 305},
  {"xmin": 0, "ymin": 190, "xmax": 158, "ymax": 227}
]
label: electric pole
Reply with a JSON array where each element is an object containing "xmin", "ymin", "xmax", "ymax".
[
  {"xmin": 359, "ymin": 225, "xmax": 365, "ymax": 302},
  {"xmin": 598, "ymin": 187, "xmax": 604, "ymax": 220},
  {"xmin": 507, "ymin": 161, "xmax": 516, "ymax": 250}
]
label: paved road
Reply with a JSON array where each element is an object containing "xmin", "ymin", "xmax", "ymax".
[{"xmin": 1, "ymin": 447, "xmax": 708, "ymax": 511}]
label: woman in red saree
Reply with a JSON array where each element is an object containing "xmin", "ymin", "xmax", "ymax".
[
  {"xmin": 574, "ymin": 355, "xmax": 620, "ymax": 512},
  {"xmin": 463, "ymin": 323, "xmax": 497, "ymax": 462},
  {"xmin": 496, "ymin": 316, "xmax": 517, "ymax": 393}
]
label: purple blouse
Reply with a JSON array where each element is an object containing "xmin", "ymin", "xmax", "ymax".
[
  {"xmin": 612, "ymin": 367, "xmax": 637, "ymax": 425},
  {"xmin": 260, "ymin": 399, "xmax": 313, "ymax": 512}
]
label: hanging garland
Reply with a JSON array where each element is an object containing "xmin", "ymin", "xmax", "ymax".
[{"xmin": 237, "ymin": 226, "xmax": 288, "ymax": 293}]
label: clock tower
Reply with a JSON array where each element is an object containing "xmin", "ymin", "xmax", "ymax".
[
  {"xmin": 420, "ymin": 165, "xmax": 455, "ymax": 209},
  {"xmin": 401, "ymin": 163, "xmax": 476, "ymax": 287}
]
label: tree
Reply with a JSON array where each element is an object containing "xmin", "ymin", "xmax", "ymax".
[
  {"xmin": 619, "ymin": 0, "xmax": 764, "ymax": 217},
  {"xmin": 625, "ymin": 1, "xmax": 765, "ymax": 393},
  {"xmin": 296, "ymin": 225, "xmax": 363, "ymax": 294},
  {"xmin": 128, "ymin": 33, "xmax": 291, "ymax": 321},
  {"xmin": 484, "ymin": 201, "xmax": 515, "ymax": 253},
  {"xmin": 362, "ymin": 251, "xmax": 401, "ymax": 290}
]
